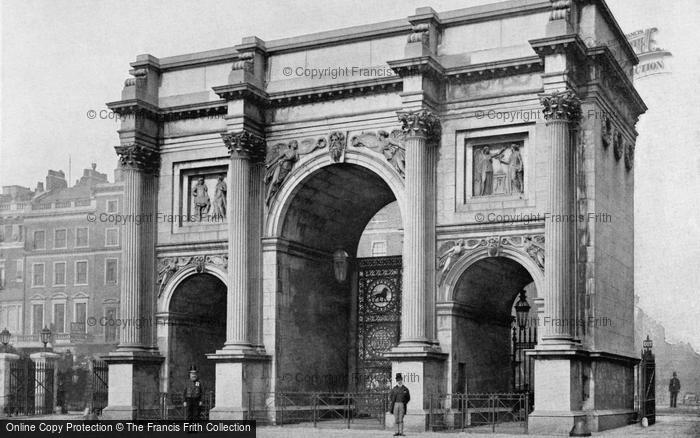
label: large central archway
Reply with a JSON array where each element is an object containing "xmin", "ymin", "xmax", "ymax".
[{"xmin": 263, "ymin": 159, "xmax": 403, "ymax": 393}]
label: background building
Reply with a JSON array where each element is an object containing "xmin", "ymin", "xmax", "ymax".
[{"xmin": 0, "ymin": 164, "xmax": 123, "ymax": 359}]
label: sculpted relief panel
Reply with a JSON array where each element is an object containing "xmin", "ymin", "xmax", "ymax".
[{"xmin": 472, "ymin": 141, "xmax": 524, "ymax": 197}]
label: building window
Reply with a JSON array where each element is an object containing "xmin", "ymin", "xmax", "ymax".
[
  {"xmin": 33, "ymin": 230, "xmax": 46, "ymax": 250},
  {"xmin": 76, "ymin": 227, "xmax": 88, "ymax": 247},
  {"xmin": 53, "ymin": 303, "xmax": 66, "ymax": 333},
  {"xmin": 75, "ymin": 261, "xmax": 88, "ymax": 285},
  {"xmin": 32, "ymin": 263, "xmax": 45, "ymax": 287},
  {"xmin": 0, "ymin": 264, "xmax": 5, "ymax": 289},
  {"xmin": 54, "ymin": 229, "xmax": 67, "ymax": 249},
  {"xmin": 32, "ymin": 304, "xmax": 44, "ymax": 334},
  {"xmin": 16, "ymin": 260, "xmax": 23, "ymax": 282},
  {"xmin": 105, "ymin": 259, "xmax": 118, "ymax": 284},
  {"xmin": 106, "ymin": 199, "xmax": 118, "ymax": 213},
  {"xmin": 0, "ymin": 304, "xmax": 22, "ymax": 333},
  {"xmin": 73, "ymin": 302, "xmax": 87, "ymax": 333},
  {"xmin": 104, "ymin": 307, "xmax": 118, "ymax": 342},
  {"xmin": 54, "ymin": 262, "xmax": 66, "ymax": 286},
  {"xmin": 105, "ymin": 228, "xmax": 119, "ymax": 247},
  {"xmin": 371, "ymin": 241, "xmax": 388, "ymax": 257}
]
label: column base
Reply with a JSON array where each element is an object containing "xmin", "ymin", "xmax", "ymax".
[
  {"xmin": 206, "ymin": 350, "xmax": 270, "ymax": 421},
  {"xmin": 101, "ymin": 351, "xmax": 163, "ymax": 420},
  {"xmin": 385, "ymin": 348, "xmax": 447, "ymax": 432}
]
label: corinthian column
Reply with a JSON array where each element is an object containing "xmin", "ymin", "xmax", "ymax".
[
  {"xmin": 396, "ymin": 109, "xmax": 440, "ymax": 347},
  {"xmin": 539, "ymin": 90, "xmax": 581, "ymax": 344},
  {"xmin": 114, "ymin": 143, "xmax": 159, "ymax": 350},
  {"xmin": 220, "ymin": 131, "xmax": 266, "ymax": 350}
]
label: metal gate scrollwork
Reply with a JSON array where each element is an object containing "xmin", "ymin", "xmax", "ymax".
[{"xmin": 357, "ymin": 256, "xmax": 402, "ymax": 392}]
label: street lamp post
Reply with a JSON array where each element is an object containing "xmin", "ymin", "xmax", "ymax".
[
  {"xmin": 40, "ymin": 326, "xmax": 51, "ymax": 352},
  {"xmin": 514, "ymin": 290, "xmax": 531, "ymax": 330},
  {"xmin": 0, "ymin": 328, "xmax": 10, "ymax": 353},
  {"xmin": 332, "ymin": 249, "xmax": 350, "ymax": 283}
]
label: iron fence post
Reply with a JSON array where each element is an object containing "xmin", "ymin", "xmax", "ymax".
[{"xmin": 346, "ymin": 393, "xmax": 351, "ymax": 429}]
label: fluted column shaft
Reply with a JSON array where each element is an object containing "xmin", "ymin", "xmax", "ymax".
[
  {"xmin": 114, "ymin": 144, "xmax": 159, "ymax": 351},
  {"xmin": 397, "ymin": 110, "xmax": 440, "ymax": 347},
  {"xmin": 540, "ymin": 90, "xmax": 581, "ymax": 344},
  {"xmin": 227, "ymin": 155, "xmax": 251, "ymax": 346},
  {"xmin": 221, "ymin": 131, "xmax": 265, "ymax": 350}
]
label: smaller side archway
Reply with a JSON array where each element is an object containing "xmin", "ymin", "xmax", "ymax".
[
  {"xmin": 438, "ymin": 250, "xmax": 542, "ymax": 395},
  {"xmin": 157, "ymin": 268, "xmax": 227, "ymax": 394}
]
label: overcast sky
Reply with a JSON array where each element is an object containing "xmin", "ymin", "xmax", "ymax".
[{"xmin": 1, "ymin": 1, "xmax": 699, "ymax": 349}]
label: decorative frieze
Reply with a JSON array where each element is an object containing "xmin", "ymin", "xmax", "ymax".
[
  {"xmin": 350, "ymin": 130, "xmax": 406, "ymax": 177},
  {"xmin": 156, "ymin": 254, "xmax": 228, "ymax": 297},
  {"xmin": 539, "ymin": 90, "xmax": 581, "ymax": 122},
  {"xmin": 437, "ymin": 234, "xmax": 545, "ymax": 285},
  {"xmin": 115, "ymin": 143, "xmax": 160, "ymax": 174},
  {"xmin": 221, "ymin": 131, "xmax": 266, "ymax": 162},
  {"xmin": 397, "ymin": 109, "xmax": 441, "ymax": 141}
]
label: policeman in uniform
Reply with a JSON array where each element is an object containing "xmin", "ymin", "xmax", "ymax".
[
  {"xmin": 183, "ymin": 365, "xmax": 203, "ymax": 421},
  {"xmin": 389, "ymin": 373, "xmax": 410, "ymax": 436},
  {"xmin": 669, "ymin": 371, "xmax": 681, "ymax": 408}
]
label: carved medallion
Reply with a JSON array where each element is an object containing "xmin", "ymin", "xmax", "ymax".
[
  {"xmin": 328, "ymin": 131, "xmax": 346, "ymax": 163},
  {"xmin": 624, "ymin": 142, "xmax": 635, "ymax": 171},
  {"xmin": 613, "ymin": 132, "xmax": 623, "ymax": 161}
]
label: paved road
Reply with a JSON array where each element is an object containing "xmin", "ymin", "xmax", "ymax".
[{"xmin": 257, "ymin": 413, "xmax": 700, "ymax": 437}]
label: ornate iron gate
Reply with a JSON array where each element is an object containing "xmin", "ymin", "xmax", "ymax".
[
  {"xmin": 89, "ymin": 359, "xmax": 109, "ymax": 414},
  {"xmin": 511, "ymin": 321, "xmax": 536, "ymax": 394},
  {"xmin": 639, "ymin": 336, "xmax": 655, "ymax": 425},
  {"xmin": 8, "ymin": 357, "xmax": 35, "ymax": 416},
  {"xmin": 357, "ymin": 256, "xmax": 402, "ymax": 392}
]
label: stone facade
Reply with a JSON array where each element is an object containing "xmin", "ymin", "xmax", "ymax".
[{"xmin": 103, "ymin": 0, "xmax": 646, "ymax": 433}]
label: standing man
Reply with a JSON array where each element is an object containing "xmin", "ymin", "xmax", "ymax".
[
  {"xmin": 183, "ymin": 366, "xmax": 203, "ymax": 421},
  {"xmin": 389, "ymin": 373, "xmax": 410, "ymax": 436},
  {"xmin": 669, "ymin": 371, "xmax": 681, "ymax": 408}
]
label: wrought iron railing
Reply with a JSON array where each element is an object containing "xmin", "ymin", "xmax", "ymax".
[
  {"xmin": 136, "ymin": 391, "xmax": 214, "ymax": 420},
  {"xmin": 429, "ymin": 393, "xmax": 529, "ymax": 434},
  {"xmin": 246, "ymin": 392, "xmax": 388, "ymax": 428}
]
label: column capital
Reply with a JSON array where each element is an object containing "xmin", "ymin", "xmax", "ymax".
[
  {"xmin": 397, "ymin": 109, "xmax": 441, "ymax": 141},
  {"xmin": 539, "ymin": 90, "xmax": 581, "ymax": 122},
  {"xmin": 221, "ymin": 131, "xmax": 266, "ymax": 162},
  {"xmin": 115, "ymin": 143, "xmax": 160, "ymax": 174}
]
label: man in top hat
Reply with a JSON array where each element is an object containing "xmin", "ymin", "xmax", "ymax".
[
  {"xmin": 669, "ymin": 371, "xmax": 681, "ymax": 408},
  {"xmin": 183, "ymin": 366, "xmax": 203, "ymax": 421},
  {"xmin": 389, "ymin": 373, "xmax": 410, "ymax": 436}
]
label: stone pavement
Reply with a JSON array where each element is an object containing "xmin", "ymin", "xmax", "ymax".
[{"xmin": 257, "ymin": 413, "xmax": 700, "ymax": 438}]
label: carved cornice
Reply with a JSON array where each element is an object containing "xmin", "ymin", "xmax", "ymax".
[
  {"xmin": 446, "ymin": 56, "xmax": 543, "ymax": 83},
  {"xmin": 529, "ymin": 34, "xmax": 588, "ymax": 61},
  {"xmin": 397, "ymin": 109, "xmax": 441, "ymax": 141},
  {"xmin": 388, "ymin": 56, "xmax": 445, "ymax": 80},
  {"xmin": 212, "ymin": 82, "xmax": 269, "ymax": 104},
  {"xmin": 114, "ymin": 143, "xmax": 160, "ymax": 174},
  {"xmin": 106, "ymin": 98, "xmax": 227, "ymax": 122},
  {"xmin": 156, "ymin": 253, "xmax": 228, "ymax": 297},
  {"xmin": 221, "ymin": 131, "xmax": 266, "ymax": 162},
  {"xmin": 539, "ymin": 90, "xmax": 582, "ymax": 122}
]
